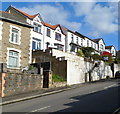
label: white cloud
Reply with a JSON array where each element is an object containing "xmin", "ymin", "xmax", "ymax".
[
  {"xmin": 71, "ymin": 2, "xmax": 96, "ymax": 16},
  {"xmin": 18, "ymin": 4, "xmax": 81, "ymax": 31},
  {"xmin": 71, "ymin": 2, "xmax": 118, "ymax": 37}
]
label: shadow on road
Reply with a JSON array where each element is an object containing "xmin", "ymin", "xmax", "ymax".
[{"xmin": 51, "ymin": 80, "xmax": 120, "ymax": 113}]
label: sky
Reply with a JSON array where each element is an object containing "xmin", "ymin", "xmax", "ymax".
[{"xmin": 1, "ymin": 1, "xmax": 119, "ymax": 50}]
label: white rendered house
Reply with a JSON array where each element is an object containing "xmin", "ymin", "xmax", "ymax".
[
  {"xmin": 43, "ymin": 23, "xmax": 66, "ymax": 52},
  {"xmin": 105, "ymin": 45, "xmax": 116, "ymax": 57},
  {"xmin": 93, "ymin": 38, "xmax": 106, "ymax": 54},
  {"xmin": 60, "ymin": 26, "xmax": 100, "ymax": 55}
]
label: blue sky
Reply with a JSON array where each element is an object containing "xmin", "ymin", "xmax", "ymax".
[{"xmin": 2, "ymin": 2, "xmax": 119, "ymax": 50}]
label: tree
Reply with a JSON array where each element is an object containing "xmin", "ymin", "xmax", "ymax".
[{"xmin": 81, "ymin": 47, "xmax": 95, "ymax": 58}]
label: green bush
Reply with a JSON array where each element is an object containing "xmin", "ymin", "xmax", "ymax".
[
  {"xmin": 81, "ymin": 47, "xmax": 95, "ymax": 58},
  {"xmin": 52, "ymin": 74, "xmax": 65, "ymax": 82},
  {"xmin": 92, "ymin": 54, "xmax": 102, "ymax": 60},
  {"xmin": 77, "ymin": 49, "xmax": 83, "ymax": 57}
]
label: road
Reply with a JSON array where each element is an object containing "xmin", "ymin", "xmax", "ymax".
[{"xmin": 2, "ymin": 79, "xmax": 120, "ymax": 113}]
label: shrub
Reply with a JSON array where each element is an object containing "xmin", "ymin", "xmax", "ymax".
[
  {"xmin": 52, "ymin": 74, "xmax": 65, "ymax": 82},
  {"xmin": 81, "ymin": 47, "xmax": 95, "ymax": 58},
  {"xmin": 77, "ymin": 49, "xmax": 83, "ymax": 57},
  {"xmin": 92, "ymin": 54, "xmax": 102, "ymax": 60},
  {"xmin": 114, "ymin": 57, "xmax": 120, "ymax": 64},
  {"xmin": 102, "ymin": 55, "xmax": 113, "ymax": 64}
]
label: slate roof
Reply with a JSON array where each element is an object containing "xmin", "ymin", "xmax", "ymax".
[
  {"xmin": 44, "ymin": 22, "xmax": 66, "ymax": 35},
  {"xmin": 6, "ymin": 5, "xmax": 44, "ymax": 23},
  {"xmin": 93, "ymin": 38, "xmax": 101, "ymax": 43},
  {"xmin": 105, "ymin": 45, "xmax": 116, "ymax": 50},
  {"xmin": 0, "ymin": 10, "xmax": 33, "ymax": 28},
  {"xmin": 7, "ymin": 5, "xmax": 38, "ymax": 20},
  {"xmin": 93, "ymin": 38, "xmax": 105, "ymax": 44}
]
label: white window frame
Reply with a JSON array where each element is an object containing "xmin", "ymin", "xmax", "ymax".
[
  {"xmin": 71, "ymin": 34, "xmax": 74, "ymax": 42},
  {"xmin": 81, "ymin": 39, "xmax": 83, "ymax": 46},
  {"xmin": 46, "ymin": 28, "xmax": 51, "ymax": 37},
  {"xmin": 76, "ymin": 37, "xmax": 79, "ymax": 44},
  {"xmin": 7, "ymin": 48, "xmax": 21, "ymax": 69},
  {"xmin": 33, "ymin": 22, "xmax": 42, "ymax": 33},
  {"xmin": 0, "ymin": 21, "xmax": 3, "ymax": 40},
  {"xmin": 32, "ymin": 37, "xmax": 41, "ymax": 50},
  {"xmin": 9, "ymin": 25, "xmax": 21, "ymax": 45},
  {"xmin": 87, "ymin": 40, "xmax": 89, "ymax": 47}
]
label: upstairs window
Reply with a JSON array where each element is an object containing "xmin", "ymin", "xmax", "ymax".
[
  {"xmin": 87, "ymin": 40, "xmax": 89, "ymax": 47},
  {"xmin": 55, "ymin": 32, "xmax": 61, "ymax": 41},
  {"xmin": 76, "ymin": 37, "xmax": 78, "ymax": 44},
  {"xmin": 8, "ymin": 51, "xmax": 19, "ymax": 68},
  {"xmin": 33, "ymin": 23, "xmax": 42, "ymax": 33},
  {"xmin": 100, "ymin": 44, "xmax": 104, "ymax": 51},
  {"xmin": 46, "ymin": 28, "xmax": 51, "ymax": 37},
  {"xmin": 81, "ymin": 39, "xmax": 83, "ymax": 46},
  {"xmin": 91, "ymin": 42, "xmax": 93, "ymax": 47},
  {"xmin": 32, "ymin": 38, "xmax": 41, "ymax": 50},
  {"xmin": 11, "ymin": 28, "xmax": 19, "ymax": 44},
  {"xmin": 94, "ymin": 44, "xmax": 96, "ymax": 49},
  {"xmin": 71, "ymin": 34, "xmax": 74, "ymax": 42}
]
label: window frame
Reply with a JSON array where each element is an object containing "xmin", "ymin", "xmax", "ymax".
[
  {"xmin": 81, "ymin": 39, "xmax": 83, "ymax": 46},
  {"xmin": 71, "ymin": 34, "xmax": 74, "ymax": 42},
  {"xmin": 9, "ymin": 25, "xmax": 21, "ymax": 45},
  {"xmin": 55, "ymin": 32, "xmax": 61, "ymax": 41},
  {"xmin": 87, "ymin": 40, "xmax": 89, "ymax": 47},
  {"xmin": 33, "ymin": 22, "xmax": 42, "ymax": 33},
  {"xmin": 32, "ymin": 37, "xmax": 41, "ymax": 50},
  {"xmin": 46, "ymin": 28, "xmax": 51, "ymax": 37},
  {"xmin": 76, "ymin": 37, "xmax": 79, "ymax": 44},
  {"xmin": 7, "ymin": 48, "xmax": 21, "ymax": 69}
]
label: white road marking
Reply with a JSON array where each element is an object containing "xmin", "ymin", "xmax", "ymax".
[
  {"xmin": 104, "ymin": 84, "xmax": 117, "ymax": 89},
  {"xmin": 25, "ymin": 105, "xmax": 51, "ymax": 114}
]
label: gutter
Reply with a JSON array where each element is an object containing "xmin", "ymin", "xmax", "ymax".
[{"xmin": 0, "ymin": 17, "xmax": 33, "ymax": 28}]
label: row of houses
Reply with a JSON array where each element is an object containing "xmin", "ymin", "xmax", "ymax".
[{"xmin": 0, "ymin": 5, "xmax": 117, "ymax": 70}]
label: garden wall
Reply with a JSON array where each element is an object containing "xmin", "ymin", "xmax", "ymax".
[{"xmin": 1, "ymin": 72, "xmax": 43, "ymax": 97}]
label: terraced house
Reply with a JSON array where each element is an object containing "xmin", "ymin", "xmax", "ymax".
[
  {"xmin": 6, "ymin": 5, "xmax": 66, "ymax": 55},
  {"xmin": 0, "ymin": 11, "xmax": 33, "ymax": 69},
  {"xmin": 5, "ymin": 5, "xmax": 116, "ymax": 60}
]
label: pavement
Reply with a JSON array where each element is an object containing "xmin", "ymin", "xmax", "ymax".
[{"xmin": 0, "ymin": 78, "xmax": 117, "ymax": 106}]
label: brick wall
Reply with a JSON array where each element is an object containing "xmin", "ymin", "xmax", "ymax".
[{"xmin": 1, "ymin": 72, "xmax": 43, "ymax": 97}]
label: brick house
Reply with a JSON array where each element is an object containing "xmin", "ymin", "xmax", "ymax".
[{"xmin": 0, "ymin": 11, "xmax": 33, "ymax": 70}]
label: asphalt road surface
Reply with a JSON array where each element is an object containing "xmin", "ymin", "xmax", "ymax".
[{"xmin": 2, "ymin": 79, "xmax": 120, "ymax": 113}]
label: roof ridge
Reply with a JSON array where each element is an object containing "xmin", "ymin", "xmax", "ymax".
[
  {"xmin": 10, "ymin": 5, "xmax": 38, "ymax": 19},
  {"xmin": 44, "ymin": 22, "xmax": 59, "ymax": 29}
]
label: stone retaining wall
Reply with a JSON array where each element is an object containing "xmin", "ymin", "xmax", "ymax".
[
  {"xmin": 51, "ymin": 82, "xmax": 67, "ymax": 88},
  {"xmin": 1, "ymin": 72, "xmax": 43, "ymax": 97}
]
